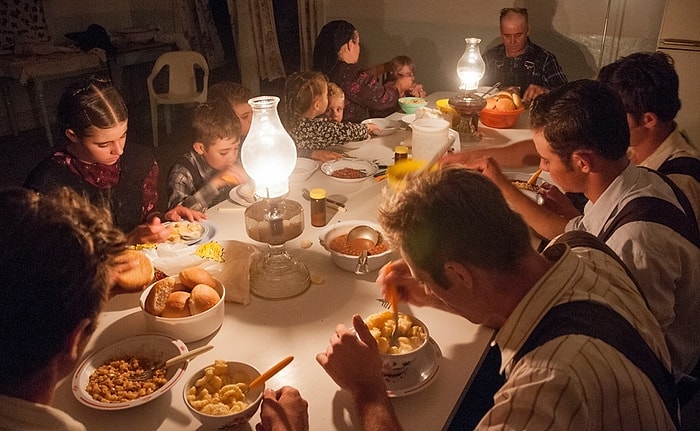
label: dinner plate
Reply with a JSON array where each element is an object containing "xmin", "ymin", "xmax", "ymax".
[
  {"xmin": 229, "ymin": 183, "xmax": 257, "ymax": 207},
  {"xmin": 163, "ymin": 221, "xmax": 210, "ymax": 245},
  {"xmin": 385, "ymin": 337, "xmax": 442, "ymax": 397},
  {"xmin": 504, "ymin": 171, "xmax": 545, "ymax": 205},
  {"xmin": 362, "ymin": 118, "xmax": 400, "ymax": 136},
  {"xmin": 72, "ymin": 334, "xmax": 188, "ymax": 410},
  {"xmin": 320, "ymin": 158, "xmax": 379, "ymax": 183}
]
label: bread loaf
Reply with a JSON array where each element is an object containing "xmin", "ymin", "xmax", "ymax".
[
  {"xmin": 189, "ymin": 284, "xmax": 221, "ymax": 314},
  {"xmin": 160, "ymin": 291, "xmax": 192, "ymax": 318},
  {"xmin": 179, "ymin": 267, "xmax": 217, "ymax": 289},
  {"xmin": 144, "ymin": 277, "xmax": 176, "ymax": 315},
  {"xmin": 114, "ymin": 249, "xmax": 154, "ymax": 291}
]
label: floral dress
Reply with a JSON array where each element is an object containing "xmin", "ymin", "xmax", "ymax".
[{"xmin": 289, "ymin": 117, "xmax": 369, "ymax": 158}]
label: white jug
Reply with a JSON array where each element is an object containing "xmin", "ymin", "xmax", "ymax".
[{"xmin": 411, "ymin": 118, "xmax": 450, "ymax": 162}]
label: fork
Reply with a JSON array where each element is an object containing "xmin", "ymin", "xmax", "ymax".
[{"xmin": 130, "ymin": 344, "xmax": 213, "ymax": 381}]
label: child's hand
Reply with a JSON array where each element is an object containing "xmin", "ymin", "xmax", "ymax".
[
  {"xmin": 216, "ymin": 164, "xmax": 249, "ymax": 187},
  {"xmin": 127, "ymin": 217, "xmax": 170, "ymax": 245},
  {"xmin": 366, "ymin": 123, "xmax": 381, "ymax": 136},
  {"xmin": 311, "ymin": 150, "xmax": 344, "ymax": 162},
  {"xmin": 409, "ymin": 83, "xmax": 426, "ymax": 98}
]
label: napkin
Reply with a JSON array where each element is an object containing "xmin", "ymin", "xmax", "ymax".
[{"xmin": 143, "ymin": 240, "xmax": 261, "ymax": 305}]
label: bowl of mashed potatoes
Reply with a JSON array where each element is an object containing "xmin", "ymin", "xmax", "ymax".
[{"xmin": 364, "ymin": 310, "xmax": 429, "ymax": 375}]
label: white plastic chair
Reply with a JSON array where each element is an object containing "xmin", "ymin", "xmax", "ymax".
[{"xmin": 147, "ymin": 51, "xmax": 209, "ymax": 146}]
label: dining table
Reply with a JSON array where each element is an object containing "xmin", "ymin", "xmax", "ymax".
[{"xmin": 52, "ymin": 92, "xmax": 540, "ymax": 430}]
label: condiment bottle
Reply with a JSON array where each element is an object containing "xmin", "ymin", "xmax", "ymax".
[
  {"xmin": 394, "ymin": 145, "xmax": 409, "ymax": 164},
  {"xmin": 309, "ymin": 188, "xmax": 327, "ymax": 227}
]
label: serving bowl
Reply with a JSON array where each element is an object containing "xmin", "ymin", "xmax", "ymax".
[
  {"xmin": 72, "ymin": 334, "xmax": 188, "ymax": 410},
  {"xmin": 318, "ymin": 220, "xmax": 394, "ymax": 273},
  {"xmin": 364, "ymin": 311, "xmax": 430, "ymax": 375},
  {"xmin": 435, "ymin": 98, "xmax": 461, "ymax": 128},
  {"xmin": 361, "ymin": 118, "xmax": 400, "ymax": 136},
  {"xmin": 289, "ymin": 158, "xmax": 319, "ymax": 183},
  {"xmin": 140, "ymin": 276, "xmax": 225, "ymax": 342},
  {"xmin": 398, "ymin": 97, "xmax": 428, "ymax": 114},
  {"xmin": 184, "ymin": 360, "xmax": 264, "ymax": 429},
  {"xmin": 479, "ymin": 106, "xmax": 525, "ymax": 129}
]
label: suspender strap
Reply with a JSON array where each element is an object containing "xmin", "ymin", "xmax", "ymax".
[
  {"xmin": 644, "ymin": 166, "xmax": 699, "ymax": 235},
  {"xmin": 514, "ymin": 300, "xmax": 680, "ymax": 430},
  {"xmin": 658, "ymin": 156, "xmax": 700, "ymax": 183},
  {"xmin": 599, "ymin": 196, "xmax": 700, "ymax": 248}
]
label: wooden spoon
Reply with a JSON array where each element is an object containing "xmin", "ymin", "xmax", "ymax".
[{"xmin": 248, "ymin": 356, "xmax": 294, "ymax": 391}]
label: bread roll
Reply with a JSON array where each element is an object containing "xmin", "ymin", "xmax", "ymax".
[
  {"xmin": 144, "ymin": 277, "xmax": 176, "ymax": 315},
  {"xmin": 179, "ymin": 267, "xmax": 217, "ymax": 289},
  {"xmin": 189, "ymin": 284, "xmax": 221, "ymax": 314},
  {"xmin": 114, "ymin": 249, "xmax": 154, "ymax": 291},
  {"xmin": 161, "ymin": 291, "xmax": 192, "ymax": 318}
]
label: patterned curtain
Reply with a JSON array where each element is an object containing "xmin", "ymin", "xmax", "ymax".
[
  {"xmin": 173, "ymin": 0, "xmax": 226, "ymax": 68},
  {"xmin": 246, "ymin": 0, "xmax": 285, "ymax": 81},
  {"xmin": 0, "ymin": 0, "xmax": 51, "ymax": 53},
  {"xmin": 297, "ymin": 0, "xmax": 322, "ymax": 71}
]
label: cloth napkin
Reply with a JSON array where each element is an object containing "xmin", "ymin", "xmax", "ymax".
[{"xmin": 143, "ymin": 240, "xmax": 261, "ymax": 305}]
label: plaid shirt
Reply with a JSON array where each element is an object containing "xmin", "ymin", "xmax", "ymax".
[
  {"xmin": 167, "ymin": 150, "xmax": 233, "ymax": 212},
  {"xmin": 482, "ymin": 39, "xmax": 568, "ymax": 96}
]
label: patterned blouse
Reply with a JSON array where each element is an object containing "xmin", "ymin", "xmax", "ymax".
[
  {"xmin": 288, "ymin": 117, "xmax": 369, "ymax": 158},
  {"xmin": 482, "ymin": 39, "xmax": 568, "ymax": 97},
  {"xmin": 328, "ymin": 61, "xmax": 401, "ymax": 123}
]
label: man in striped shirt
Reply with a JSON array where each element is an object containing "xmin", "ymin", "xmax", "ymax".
[{"xmin": 312, "ymin": 168, "xmax": 677, "ymax": 431}]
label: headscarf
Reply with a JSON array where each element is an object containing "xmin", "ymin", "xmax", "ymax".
[{"xmin": 312, "ymin": 20, "xmax": 357, "ymax": 75}]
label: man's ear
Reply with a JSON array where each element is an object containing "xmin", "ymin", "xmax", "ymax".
[
  {"xmin": 65, "ymin": 129, "xmax": 80, "ymax": 143},
  {"xmin": 193, "ymin": 142, "xmax": 206, "ymax": 155},
  {"xmin": 641, "ymin": 112, "xmax": 659, "ymax": 129},
  {"xmin": 444, "ymin": 261, "xmax": 473, "ymax": 290},
  {"xmin": 66, "ymin": 319, "xmax": 92, "ymax": 361},
  {"xmin": 571, "ymin": 151, "xmax": 593, "ymax": 173}
]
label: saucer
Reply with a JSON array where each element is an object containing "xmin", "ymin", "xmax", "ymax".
[
  {"xmin": 228, "ymin": 183, "xmax": 256, "ymax": 207},
  {"xmin": 385, "ymin": 337, "xmax": 442, "ymax": 397}
]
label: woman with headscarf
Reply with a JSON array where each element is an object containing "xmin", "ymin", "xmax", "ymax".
[{"xmin": 312, "ymin": 20, "xmax": 419, "ymax": 122}]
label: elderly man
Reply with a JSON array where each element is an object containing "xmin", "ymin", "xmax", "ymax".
[{"xmin": 482, "ymin": 7, "xmax": 567, "ymax": 103}]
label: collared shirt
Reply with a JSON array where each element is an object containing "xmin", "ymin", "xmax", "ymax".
[
  {"xmin": 567, "ymin": 163, "xmax": 700, "ymax": 376},
  {"xmin": 0, "ymin": 394, "xmax": 86, "ymax": 431},
  {"xmin": 288, "ymin": 117, "xmax": 369, "ymax": 158},
  {"xmin": 637, "ymin": 127, "xmax": 700, "ymax": 227},
  {"xmin": 482, "ymin": 39, "xmax": 568, "ymax": 96},
  {"xmin": 481, "ymin": 244, "xmax": 674, "ymax": 430},
  {"xmin": 167, "ymin": 150, "xmax": 233, "ymax": 212}
]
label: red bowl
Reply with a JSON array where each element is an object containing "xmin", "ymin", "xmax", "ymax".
[{"xmin": 479, "ymin": 107, "xmax": 525, "ymax": 129}]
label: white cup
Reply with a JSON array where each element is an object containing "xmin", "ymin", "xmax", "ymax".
[{"xmin": 410, "ymin": 118, "xmax": 450, "ymax": 161}]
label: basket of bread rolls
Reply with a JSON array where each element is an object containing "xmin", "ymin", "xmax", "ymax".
[
  {"xmin": 479, "ymin": 90, "xmax": 525, "ymax": 129},
  {"xmin": 140, "ymin": 266, "xmax": 225, "ymax": 342}
]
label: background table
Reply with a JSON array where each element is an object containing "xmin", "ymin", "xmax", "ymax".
[{"xmin": 52, "ymin": 99, "xmax": 538, "ymax": 430}]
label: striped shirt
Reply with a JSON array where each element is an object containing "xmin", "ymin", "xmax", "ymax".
[{"xmin": 480, "ymin": 243, "xmax": 675, "ymax": 430}]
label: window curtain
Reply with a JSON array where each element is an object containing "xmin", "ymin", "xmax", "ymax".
[
  {"xmin": 0, "ymin": 0, "xmax": 51, "ymax": 53},
  {"xmin": 246, "ymin": 0, "xmax": 285, "ymax": 82},
  {"xmin": 173, "ymin": 0, "xmax": 226, "ymax": 68},
  {"xmin": 297, "ymin": 0, "xmax": 322, "ymax": 72}
]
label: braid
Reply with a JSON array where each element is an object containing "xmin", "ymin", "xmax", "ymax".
[{"xmin": 283, "ymin": 71, "xmax": 328, "ymax": 129}]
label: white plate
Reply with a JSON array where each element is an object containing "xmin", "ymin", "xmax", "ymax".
[
  {"xmin": 362, "ymin": 118, "xmax": 400, "ymax": 136},
  {"xmin": 504, "ymin": 171, "xmax": 545, "ymax": 204},
  {"xmin": 72, "ymin": 334, "xmax": 188, "ymax": 410},
  {"xmin": 385, "ymin": 337, "xmax": 442, "ymax": 397},
  {"xmin": 163, "ymin": 221, "xmax": 210, "ymax": 246},
  {"xmin": 401, "ymin": 114, "xmax": 416, "ymax": 125},
  {"xmin": 320, "ymin": 158, "xmax": 379, "ymax": 183},
  {"xmin": 228, "ymin": 183, "xmax": 257, "ymax": 207},
  {"xmin": 334, "ymin": 135, "xmax": 371, "ymax": 151},
  {"xmin": 289, "ymin": 158, "xmax": 319, "ymax": 183}
]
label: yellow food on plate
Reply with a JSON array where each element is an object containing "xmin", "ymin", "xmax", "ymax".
[
  {"xmin": 186, "ymin": 360, "xmax": 251, "ymax": 415},
  {"xmin": 365, "ymin": 311, "xmax": 427, "ymax": 354},
  {"xmin": 166, "ymin": 221, "xmax": 205, "ymax": 243},
  {"xmin": 195, "ymin": 241, "xmax": 225, "ymax": 263}
]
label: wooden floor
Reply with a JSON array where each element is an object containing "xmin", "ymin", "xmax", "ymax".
[{"xmin": 0, "ymin": 100, "xmax": 194, "ymax": 211}]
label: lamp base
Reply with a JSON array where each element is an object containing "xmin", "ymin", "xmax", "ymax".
[
  {"xmin": 449, "ymin": 93, "xmax": 487, "ymax": 142},
  {"xmin": 250, "ymin": 244, "xmax": 310, "ymax": 299}
]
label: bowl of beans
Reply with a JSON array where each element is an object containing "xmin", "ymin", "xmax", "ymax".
[
  {"xmin": 183, "ymin": 360, "xmax": 264, "ymax": 429},
  {"xmin": 318, "ymin": 220, "xmax": 395, "ymax": 273},
  {"xmin": 320, "ymin": 158, "xmax": 379, "ymax": 183},
  {"xmin": 72, "ymin": 334, "xmax": 188, "ymax": 410}
]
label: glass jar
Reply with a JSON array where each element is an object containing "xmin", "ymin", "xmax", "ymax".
[
  {"xmin": 309, "ymin": 188, "xmax": 327, "ymax": 227},
  {"xmin": 394, "ymin": 145, "xmax": 409, "ymax": 164}
]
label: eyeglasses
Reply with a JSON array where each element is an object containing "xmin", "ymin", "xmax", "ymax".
[{"xmin": 500, "ymin": 7, "xmax": 528, "ymax": 18}]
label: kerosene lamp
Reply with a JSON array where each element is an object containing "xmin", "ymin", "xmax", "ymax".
[
  {"xmin": 241, "ymin": 96, "xmax": 310, "ymax": 299},
  {"xmin": 449, "ymin": 37, "xmax": 487, "ymax": 142}
]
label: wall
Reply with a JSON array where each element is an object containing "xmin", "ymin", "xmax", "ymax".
[{"xmin": 320, "ymin": 0, "xmax": 665, "ymax": 94}]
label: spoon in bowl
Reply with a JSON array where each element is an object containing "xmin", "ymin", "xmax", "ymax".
[
  {"xmin": 347, "ymin": 225, "xmax": 380, "ymax": 275},
  {"xmin": 245, "ymin": 356, "xmax": 294, "ymax": 392},
  {"xmin": 131, "ymin": 344, "xmax": 214, "ymax": 381}
]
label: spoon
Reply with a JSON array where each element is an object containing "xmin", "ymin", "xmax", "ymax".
[
  {"xmin": 346, "ymin": 225, "xmax": 380, "ymax": 275},
  {"xmin": 246, "ymin": 356, "xmax": 294, "ymax": 391},
  {"xmin": 131, "ymin": 344, "xmax": 214, "ymax": 381},
  {"xmin": 479, "ymin": 82, "xmax": 501, "ymax": 99},
  {"xmin": 527, "ymin": 168, "xmax": 543, "ymax": 187}
]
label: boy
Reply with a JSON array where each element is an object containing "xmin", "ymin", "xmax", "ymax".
[
  {"xmin": 208, "ymin": 81, "xmax": 253, "ymax": 139},
  {"xmin": 325, "ymin": 82, "xmax": 345, "ymax": 122},
  {"xmin": 167, "ymin": 101, "xmax": 248, "ymax": 212}
]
